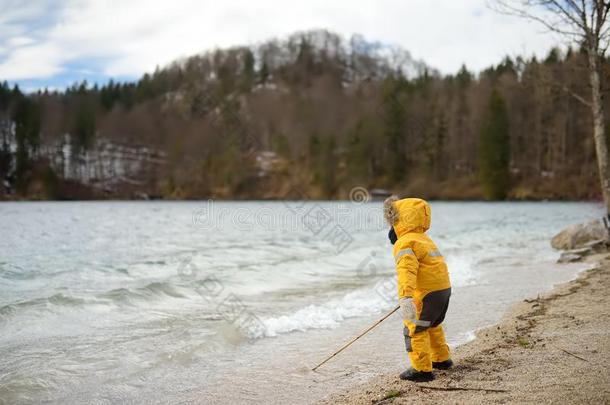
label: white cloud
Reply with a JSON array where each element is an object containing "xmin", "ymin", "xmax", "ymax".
[
  {"xmin": 6, "ymin": 36, "xmax": 36, "ymax": 47},
  {"xmin": 0, "ymin": 0, "xmax": 568, "ymax": 84},
  {"xmin": 0, "ymin": 42, "xmax": 66, "ymax": 80}
]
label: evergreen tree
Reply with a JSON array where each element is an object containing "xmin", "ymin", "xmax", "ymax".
[
  {"xmin": 479, "ymin": 89, "xmax": 510, "ymax": 200},
  {"xmin": 0, "ymin": 81, "xmax": 10, "ymax": 110},
  {"xmin": 345, "ymin": 119, "xmax": 373, "ymax": 181},
  {"xmin": 13, "ymin": 96, "xmax": 41, "ymax": 188},
  {"xmin": 381, "ymin": 73, "xmax": 408, "ymax": 182},
  {"xmin": 309, "ymin": 134, "xmax": 337, "ymax": 195},
  {"xmin": 241, "ymin": 49, "xmax": 255, "ymax": 91},
  {"xmin": 434, "ymin": 112, "xmax": 448, "ymax": 180},
  {"xmin": 455, "ymin": 64, "xmax": 472, "ymax": 89},
  {"xmin": 136, "ymin": 73, "xmax": 153, "ymax": 101},
  {"xmin": 73, "ymin": 100, "xmax": 96, "ymax": 152},
  {"xmin": 120, "ymin": 83, "xmax": 136, "ymax": 108},
  {"xmin": 293, "ymin": 38, "xmax": 316, "ymax": 85},
  {"xmin": 0, "ymin": 81, "xmax": 12, "ymax": 179},
  {"xmin": 259, "ymin": 61, "xmax": 269, "ymax": 84},
  {"xmin": 544, "ymin": 47, "xmax": 561, "ymax": 64},
  {"xmin": 423, "ymin": 111, "xmax": 448, "ymax": 179}
]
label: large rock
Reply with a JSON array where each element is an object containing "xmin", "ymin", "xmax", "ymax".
[{"xmin": 551, "ymin": 219, "xmax": 607, "ymax": 250}]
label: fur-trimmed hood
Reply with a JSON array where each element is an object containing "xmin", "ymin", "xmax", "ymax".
[{"xmin": 383, "ymin": 196, "xmax": 431, "ymax": 236}]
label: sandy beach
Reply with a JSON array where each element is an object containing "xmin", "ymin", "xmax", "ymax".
[{"xmin": 322, "ymin": 253, "xmax": 610, "ymax": 405}]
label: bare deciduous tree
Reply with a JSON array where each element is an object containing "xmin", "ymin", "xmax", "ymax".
[{"xmin": 490, "ymin": 0, "xmax": 610, "ymax": 218}]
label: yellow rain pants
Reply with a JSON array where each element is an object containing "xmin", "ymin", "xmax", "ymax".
[{"xmin": 403, "ymin": 288, "xmax": 451, "ymax": 371}]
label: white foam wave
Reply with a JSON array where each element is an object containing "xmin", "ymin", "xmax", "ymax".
[
  {"xmin": 445, "ymin": 254, "xmax": 478, "ymax": 287},
  {"xmin": 249, "ymin": 278, "xmax": 397, "ymax": 338}
]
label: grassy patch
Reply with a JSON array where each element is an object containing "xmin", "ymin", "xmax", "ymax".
[
  {"xmin": 380, "ymin": 389, "xmax": 402, "ymax": 401},
  {"xmin": 516, "ymin": 336, "xmax": 530, "ymax": 348}
]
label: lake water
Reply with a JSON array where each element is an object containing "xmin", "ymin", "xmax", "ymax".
[{"xmin": 0, "ymin": 201, "xmax": 600, "ymax": 404}]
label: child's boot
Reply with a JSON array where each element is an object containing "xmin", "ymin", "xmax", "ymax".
[
  {"xmin": 399, "ymin": 367, "xmax": 435, "ymax": 382},
  {"xmin": 432, "ymin": 359, "xmax": 454, "ymax": 370}
]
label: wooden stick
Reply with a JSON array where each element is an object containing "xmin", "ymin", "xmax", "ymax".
[
  {"xmin": 558, "ymin": 347, "xmax": 589, "ymax": 362},
  {"xmin": 417, "ymin": 385, "xmax": 509, "ymax": 393},
  {"xmin": 311, "ymin": 305, "xmax": 400, "ymax": 371}
]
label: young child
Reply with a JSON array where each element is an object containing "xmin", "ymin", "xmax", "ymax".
[{"xmin": 384, "ymin": 196, "xmax": 453, "ymax": 382}]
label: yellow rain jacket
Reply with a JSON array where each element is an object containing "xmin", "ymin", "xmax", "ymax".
[
  {"xmin": 385, "ymin": 197, "xmax": 451, "ymax": 298},
  {"xmin": 384, "ymin": 197, "xmax": 452, "ymax": 372}
]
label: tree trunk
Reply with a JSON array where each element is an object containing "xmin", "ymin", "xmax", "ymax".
[{"xmin": 587, "ymin": 48, "xmax": 610, "ymax": 218}]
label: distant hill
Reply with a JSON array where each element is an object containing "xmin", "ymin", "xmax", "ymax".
[{"xmin": 0, "ymin": 30, "xmax": 602, "ymax": 200}]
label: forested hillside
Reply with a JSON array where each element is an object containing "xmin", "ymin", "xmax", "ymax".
[{"xmin": 0, "ymin": 30, "xmax": 604, "ymax": 200}]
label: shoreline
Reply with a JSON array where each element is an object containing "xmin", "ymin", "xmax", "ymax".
[{"xmin": 321, "ymin": 253, "xmax": 610, "ymax": 404}]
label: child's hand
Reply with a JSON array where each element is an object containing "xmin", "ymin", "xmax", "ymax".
[{"xmin": 399, "ymin": 297, "xmax": 416, "ymax": 321}]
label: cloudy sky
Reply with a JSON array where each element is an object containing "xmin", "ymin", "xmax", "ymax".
[{"xmin": 1, "ymin": 0, "xmax": 566, "ymax": 91}]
